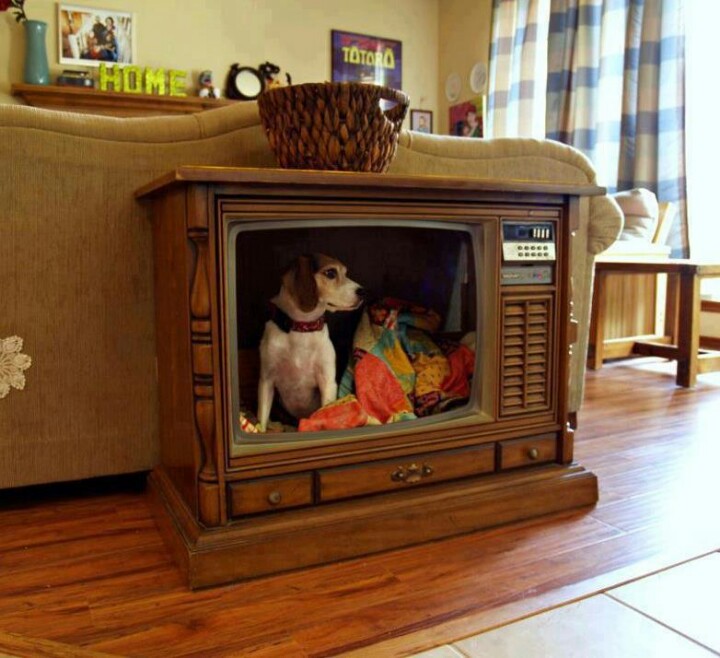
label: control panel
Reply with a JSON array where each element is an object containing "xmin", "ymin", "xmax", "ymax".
[
  {"xmin": 501, "ymin": 220, "xmax": 556, "ymax": 286},
  {"xmin": 502, "ymin": 221, "xmax": 556, "ymax": 262}
]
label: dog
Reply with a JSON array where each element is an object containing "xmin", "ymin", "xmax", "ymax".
[{"xmin": 257, "ymin": 254, "xmax": 365, "ymax": 432}]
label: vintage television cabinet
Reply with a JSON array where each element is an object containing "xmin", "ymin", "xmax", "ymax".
[{"xmin": 138, "ymin": 167, "xmax": 602, "ymax": 589}]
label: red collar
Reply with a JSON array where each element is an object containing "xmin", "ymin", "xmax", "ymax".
[{"xmin": 269, "ymin": 303, "xmax": 325, "ymax": 333}]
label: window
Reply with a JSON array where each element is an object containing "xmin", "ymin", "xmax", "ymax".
[{"xmin": 686, "ymin": 2, "xmax": 720, "ymax": 296}]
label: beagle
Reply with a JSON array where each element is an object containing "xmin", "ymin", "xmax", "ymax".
[{"xmin": 257, "ymin": 254, "xmax": 365, "ymax": 432}]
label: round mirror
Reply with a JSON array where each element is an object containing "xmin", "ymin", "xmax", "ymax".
[
  {"xmin": 234, "ymin": 68, "xmax": 263, "ymax": 99},
  {"xmin": 226, "ymin": 65, "xmax": 265, "ymax": 100}
]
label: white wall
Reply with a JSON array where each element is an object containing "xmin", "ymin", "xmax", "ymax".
[
  {"xmin": 437, "ymin": 0, "xmax": 493, "ymax": 134},
  {"xmin": 1, "ymin": 0, "xmax": 439, "ymax": 125}
]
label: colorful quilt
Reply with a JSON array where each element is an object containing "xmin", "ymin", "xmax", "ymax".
[
  {"xmin": 239, "ymin": 299, "xmax": 475, "ymax": 434},
  {"xmin": 299, "ymin": 298, "xmax": 475, "ymax": 432}
]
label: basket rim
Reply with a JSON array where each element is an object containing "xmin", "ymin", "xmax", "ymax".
[{"xmin": 259, "ymin": 81, "xmax": 409, "ymax": 104}]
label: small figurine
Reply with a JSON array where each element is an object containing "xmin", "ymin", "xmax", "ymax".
[
  {"xmin": 258, "ymin": 61, "xmax": 292, "ymax": 90},
  {"xmin": 198, "ymin": 70, "xmax": 221, "ymax": 99}
]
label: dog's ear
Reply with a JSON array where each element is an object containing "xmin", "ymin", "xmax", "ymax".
[{"xmin": 283, "ymin": 255, "xmax": 319, "ymax": 312}]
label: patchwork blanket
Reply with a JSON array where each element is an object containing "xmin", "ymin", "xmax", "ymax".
[
  {"xmin": 239, "ymin": 299, "xmax": 475, "ymax": 434},
  {"xmin": 298, "ymin": 298, "xmax": 475, "ymax": 432}
]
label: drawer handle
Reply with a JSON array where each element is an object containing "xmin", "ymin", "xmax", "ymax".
[
  {"xmin": 528, "ymin": 447, "xmax": 540, "ymax": 460},
  {"xmin": 267, "ymin": 491, "xmax": 282, "ymax": 505},
  {"xmin": 391, "ymin": 463, "xmax": 434, "ymax": 484}
]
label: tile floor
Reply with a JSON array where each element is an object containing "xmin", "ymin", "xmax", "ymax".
[{"xmin": 411, "ymin": 552, "xmax": 720, "ymax": 657}]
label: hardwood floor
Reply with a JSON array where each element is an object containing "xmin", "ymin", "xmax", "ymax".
[{"xmin": 0, "ymin": 358, "xmax": 718, "ymax": 658}]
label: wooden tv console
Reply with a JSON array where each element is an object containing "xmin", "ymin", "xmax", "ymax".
[{"xmin": 138, "ymin": 167, "xmax": 602, "ymax": 589}]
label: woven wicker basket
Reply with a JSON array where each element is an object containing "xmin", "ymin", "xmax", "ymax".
[{"xmin": 257, "ymin": 82, "xmax": 409, "ymax": 173}]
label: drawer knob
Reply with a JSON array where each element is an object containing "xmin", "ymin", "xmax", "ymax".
[
  {"xmin": 267, "ymin": 491, "xmax": 282, "ymax": 505},
  {"xmin": 528, "ymin": 447, "xmax": 540, "ymax": 460},
  {"xmin": 391, "ymin": 463, "xmax": 434, "ymax": 484}
]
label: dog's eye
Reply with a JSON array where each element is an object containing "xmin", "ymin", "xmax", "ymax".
[{"xmin": 323, "ymin": 269, "xmax": 338, "ymax": 280}]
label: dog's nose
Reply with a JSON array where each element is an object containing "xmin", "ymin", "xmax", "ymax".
[{"xmin": 356, "ymin": 287, "xmax": 367, "ymax": 298}]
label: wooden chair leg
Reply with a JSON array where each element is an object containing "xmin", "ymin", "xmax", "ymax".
[
  {"xmin": 676, "ymin": 269, "xmax": 701, "ymax": 387},
  {"xmin": 664, "ymin": 272, "xmax": 680, "ymax": 342}
]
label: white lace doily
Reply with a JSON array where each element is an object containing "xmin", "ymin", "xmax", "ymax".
[{"xmin": 0, "ymin": 336, "xmax": 32, "ymax": 399}]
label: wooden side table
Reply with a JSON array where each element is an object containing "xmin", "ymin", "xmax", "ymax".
[{"xmin": 589, "ymin": 260, "xmax": 720, "ymax": 386}]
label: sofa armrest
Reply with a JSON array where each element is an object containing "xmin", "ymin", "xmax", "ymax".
[{"xmin": 589, "ymin": 195, "xmax": 624, "ymax": 255}]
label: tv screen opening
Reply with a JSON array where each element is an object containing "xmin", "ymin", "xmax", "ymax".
[{"xmin": 225, "ymin": 219, "xmax": 490, "ymax": 451}]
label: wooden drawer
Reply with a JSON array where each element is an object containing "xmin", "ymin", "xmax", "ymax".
[
  {"xmin": 498, "ymin": 434, "xmax": 557, "ymax": 470},
  {"xmin": 318, "ymin": 444, "xmax": 496, "ymax": 502},
  {"xmin": 227, "ymin": 473, "xmax": 313, "ymax": 517}
]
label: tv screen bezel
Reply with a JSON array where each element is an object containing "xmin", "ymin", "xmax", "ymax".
[{"xmin": 222, "ymin": 211, "xmax": 499, "ymax": 458}]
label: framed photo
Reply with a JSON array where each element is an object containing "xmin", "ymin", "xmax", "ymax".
[
  {"xmin": 449, "ymin": 97, "xmax": 485, "ymax": 138},
  {"xmin": 58, "ymin": 4, "xmax": 136, "ymax": 66},
  {"xmin": 331, "ymin": 29, "xmax": 402, "ymax": 89},
  {"xmin": 410, "ymin": 109, "xmax": 433, "ymax": 134}
]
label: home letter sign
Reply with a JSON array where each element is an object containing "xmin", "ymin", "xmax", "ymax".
[{"xmin": 98, "ymin": 64, "xmax": 187, "ymax": 97}]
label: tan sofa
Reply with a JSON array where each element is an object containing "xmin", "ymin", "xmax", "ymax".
[{"xmin": 0, "ymin": 102, "xmax": 622, "ymax": 489}]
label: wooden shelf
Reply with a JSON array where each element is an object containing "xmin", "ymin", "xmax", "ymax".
[{"xmin": 11, "ymin": 83, "xmax": 239, "ymax": 117}]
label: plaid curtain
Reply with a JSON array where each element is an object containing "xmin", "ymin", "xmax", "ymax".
[
  {"xmin": 546, "ymin": 0, "xmax": 687, "ymax": 255},
  {"xmin": 487, "ymin": 0, "xmax": 551, "ymax": 138}
]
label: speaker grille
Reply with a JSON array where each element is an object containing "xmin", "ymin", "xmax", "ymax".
[{"xmin": 500, "ymin": 295, "xmax": 553, "ymax": 416}]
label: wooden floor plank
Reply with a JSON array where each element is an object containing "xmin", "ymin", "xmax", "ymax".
[
  {"xmin": 0, "ymin": 630, "xmax": 119, "ymax": 658},
  {"xmin": 0, "ymin": 358, "xmax": 717, "ymax": 657},
  {"xmin": 337, "ymin": 550, "xmax": 720, "ymax": 658},
  {"xmin": 290, "ymin": 525, "xmax": 720, "ymax": 657}
]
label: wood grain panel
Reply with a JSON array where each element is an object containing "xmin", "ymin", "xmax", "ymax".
[
  {"xmin": 227, "ymin": 474, "xmax": 313, "ymax": 516},
  {"xmin": 317, "ymin": 445, "xmax": 496, "ymax": 502},
  {"xmin": 602, "ymin": 273, "xmax": 659, "ymax": 339},
  {"xmin": 498, "ymin": 434, "xmax": 557, "ymax": 470},
  {"xmin": 151, "ymin": 188, "xmax": 197, "ymax": 514}
]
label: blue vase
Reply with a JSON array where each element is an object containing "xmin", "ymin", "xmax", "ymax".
[{"xmin": 23, "ymin": 20, "xmax": 50, "ymax": 85}]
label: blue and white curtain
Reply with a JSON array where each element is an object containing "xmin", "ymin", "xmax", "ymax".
[
  {"xmin": 545, "ymin": 0, "xmax": 628, "ymax": 186},
  {"xmin": 487, "ymin": 0, "xmax": 551, "ymax": 138},
  {"xmin": 489, "ymin": 0, "xmax": 687, "ymax": 255},
  {"xmin": 546, "ymin": 0, "xmax": 686, "ymax": 254}
]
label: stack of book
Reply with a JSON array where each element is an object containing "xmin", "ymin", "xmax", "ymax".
[{"xmin": 56, "ymin": 70, "xmax": 93, "ymax": 88}]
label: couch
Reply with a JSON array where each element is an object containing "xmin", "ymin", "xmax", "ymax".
[{"xmin": 0, "ymin": 101, "xmax": 622, "ymax": 488}]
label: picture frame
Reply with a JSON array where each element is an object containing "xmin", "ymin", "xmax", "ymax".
[
  {"xmin": 331, "ymin": 29, "xmax": 402, "ymax": 89},
  {"xmin": 58, "ymin": 4, "xmax": 136, "ymax": 67},
  {"xmin": 449, "ymin": 97, "xmax": 485, "ymax": 138},
  {"xmin": 410, "ymin": 109, "xmax": 433, "ymax": 134}
]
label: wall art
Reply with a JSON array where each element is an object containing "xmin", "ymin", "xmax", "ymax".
[
  {"xmin": 449, "ymin": 97, "xmax": 485, "ymax": 138},
  {"xmin": 331, "ymin": 29, "xmax": 401, "ymax": 89},
  {"xmin": 58, "ymin": 4, "xmax": 135, "ymax": 66},
  {"xmin": 410, "ymin": 109, "xmax": 433, "ymax": 134}
]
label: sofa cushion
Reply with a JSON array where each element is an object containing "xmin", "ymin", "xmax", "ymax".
[{"xmin": 612, "ymin": 188, "xmax": 659, "ymax": 241}]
